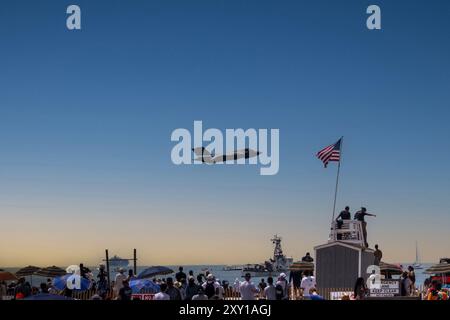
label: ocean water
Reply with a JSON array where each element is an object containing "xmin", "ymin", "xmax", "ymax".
[{"xmin": 2, "ymin": 263, "xmax": 434, "ymax": 288}]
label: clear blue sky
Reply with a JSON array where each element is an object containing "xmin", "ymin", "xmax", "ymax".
[{"xmin": 1, "ymin": 0, "xmax": 449, "ymax": 266}]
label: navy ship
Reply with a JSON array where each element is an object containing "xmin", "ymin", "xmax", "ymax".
[{"xmin": 242, "ymin": 235, "xmax": 293, "ymax": 277}]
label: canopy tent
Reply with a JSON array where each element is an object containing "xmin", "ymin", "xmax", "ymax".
[
  {"xmin": 425, "ymin": 262, "xmax": 450, "ymax": 286},
  {"xmin": 15, "ymin": 266, "xmax": 41, "ymax": 277},
  {"xmin": 14, "ymin": 265, "xmax": 42, "ymax": 286},
  {"xmin": 35, "ymin": 266, "xmax": 67, "ymax": 278},
  {"xmin": 129, "ymin": 279, "xmax": 160, "ymax": 294},
  {"xmin": 0, "ymin": 271, "xmax": 18, "ymax": 281},
  {"xmin": 425, "ymin": 262, "xmax": 450, "ymax": 275},
  {"xmin": 379, "ymin": 262, "xmax": 403, "ymax": 277},
  {"xmin": 137, "ymin": 266, "xmax": 174, "ymax": 279},
  {"xmin": 23, "ymin": 293, "xmax": 74, "ymax": 300},
  {"xmin": 288, "ymin": 261, "xmax": 314, "ymax": 272}
]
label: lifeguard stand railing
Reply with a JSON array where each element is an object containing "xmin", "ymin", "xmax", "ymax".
[{"xmin": 329, "ymin": 220, "xmax": 365, "ymax": 247}]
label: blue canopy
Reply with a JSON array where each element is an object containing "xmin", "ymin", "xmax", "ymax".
[
  {"xmin": 137, "ymin": 266, "xmax": 174, "ymax": 279},
  {"xmin": 53, "ymin": 274, "xmax": 91, "ymax": 291},
  {"xmin": 24, "ymin": 293, "xmax": 74, "ymax": 300},
  {"xmin": 310, "ymin": 294, "xmax": 325, "ymax": 301},
  {"xmin": 129, "ymin": 279, "xmax": 160, "ymax": 294}
]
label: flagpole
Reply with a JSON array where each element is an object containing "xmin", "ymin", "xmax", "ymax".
[{"xmin": 331, "ymin": 136, "xmax": 343, "ymax": 226}]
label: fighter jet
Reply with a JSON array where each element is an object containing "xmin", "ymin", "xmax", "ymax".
[{"xmin": 192, "ymin": 147, "xmax": 261, "ymax": 164}]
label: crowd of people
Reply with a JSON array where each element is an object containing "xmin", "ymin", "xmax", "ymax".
[
  {"xmin": 400, "ymin": 266, "xmax": 418, "ymax": 296},
  {"xmin": 0, "ymin": 277, "xmax": 61, "ymax": 299},
  {"xmin": 107, "ymin": 266, "xmax": 323, "ymax": 301},
  {"xmin": 2, "ymin": 261, "xmax": 449, "ymax": 301},
  {"xmin": 131, "ymin": 267, "xmax": 322, "ymax": 301},
  {"xmin": 422, "ymin": 278, "xmax": 449, "ymax": 300},
  {"xmin": 352, "ymin": 265, "xmax": 449, "ymax": 300}
]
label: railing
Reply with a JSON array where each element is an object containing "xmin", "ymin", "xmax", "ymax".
[
  {"xmin": 329, "ymin": 220, "xmax": 365, "ymax": 246},
  {"xmin": 0, "ymin": 285, "xmax": 426, "ymax": 300},
  {"xmin": 71, "ymin": 289, "xmax": 97, "ymax": 300},
  {"xmin": 0, "ymin": 278, "xmax": 427, "ymax": 300},
  {"xmin": 224, "ymin": 288, "xmax": 241, "ymax": 300},
  {"xmin": 320, "ymin": 288, "xmax": 353, "ymax": 300},
  {"xmin": 64, "ymin": 285, "xmax": 347, "ymax": 300},
  {"xmin": 225, "ymin": 284, "xmax": 310, "ymax": 300}
]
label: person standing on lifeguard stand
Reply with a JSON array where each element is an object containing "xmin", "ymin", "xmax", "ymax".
[{"xmin": 354, "ymin": 207, "xmax": 376, "ymax": 248}]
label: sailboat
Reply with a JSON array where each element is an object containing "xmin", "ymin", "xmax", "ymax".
[{"xmin": 413, "ymin": 241, "xmax": 423, "ymax": 269}]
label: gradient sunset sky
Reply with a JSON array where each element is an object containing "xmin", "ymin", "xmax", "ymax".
[{"xmin": 1, "ymin": 0, "xmax": 450, "ymax": 267}]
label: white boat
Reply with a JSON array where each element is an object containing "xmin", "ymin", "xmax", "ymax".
[
  {"xmin": 223, "ymin": 265, "xmax": 243, "ymax": 271},
  {"xmin": 242, "ymin": 235, "xmax": 293, "ymax": 277},
  {"xmin": 413, "ymin": 241, "xmax": 423, "ymax": 269}
]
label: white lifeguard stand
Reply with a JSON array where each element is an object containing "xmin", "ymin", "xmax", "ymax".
[
  {"xmin": 328, "ymin": 220, "xmax": 365, "ymax": 247},
  {"xmin": 315, "ymin": 220, "xmax": 374, "ymax": 291}
]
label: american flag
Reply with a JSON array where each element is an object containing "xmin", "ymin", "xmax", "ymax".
[{"xmin": 316, "ymin": 138, "xmax": 341, "ymax": 168}]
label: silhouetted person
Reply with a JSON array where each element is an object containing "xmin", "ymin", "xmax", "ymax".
[
  {"xmin": 336, "ymin": 206, "xmax": 351, "ymax": 222},
  {"xmin": 289, "ymin": 271, "xmax": 302, "ymax": 291},
  {"xmin": 374, "ymin": 244, "xmax": 383, "ymax": 266},
  {"xmin": 127, "ymin": 269, "xmax": 135, "ymax": 281},
  {"xmin": 258, "ymin": 278, "xmax": 267, "ymax": 291},
  {"xmin": 63, "ymin": 286, "xmax": 73, "ymax": 298},
  {"xmin": 335, "ymin": 206, "xmax": 351, "ymax": 238},
  {"xmin": 401, "ymin": 271, "xmax": 412, "ymax": 296},
  {"xmin": 197, "ymin": 274, "xmax": 204, "ymax": 285},
  {"xmin": 353, "ymin": 277, "xmax": 367, "ymax": 300},
  {"xmin": 154, "ymin": 283, "xmax": 170, "ymax": 300},
  {"xmin": 354, "ymin": 207, "xmax": 376, "ymax": 247},
  {"xmin": 301, "ymin": 252, "xmax": 314, "ymax": 263},
  {"xmin": 14, "ymin": 278, "xmax": 31, "ymax": 299},
  {"xmin": 166, "ymin": 277, "xmax": 181, "ymax": 300},
  {"xmin": 264, "ymin": 277, "xmax": 277, "ymax": 300},
  {"xmin": 97, "ymin": 264, "xmax": 108, "ymax": 298},
  {"xmin": 118, "ymin": 280, "xmax": 132, "ymax": 300},
  {"xmin": 79, "ymin": 263, "xmax": 89, "ymax": 279},
  {"xmin": 185, "ymin": 276, "xmax": 200, "ymax": 300},
  {"xmin": 408, "ymin": 266, "xmax": 416, "ymax": 291},
  {"xmin": 175, "ymin": 267, "xmax": 186, "ymax": 283},
  {"xmin": 39, "ymin": 282, "xmax": 48, "ymax": 294}
]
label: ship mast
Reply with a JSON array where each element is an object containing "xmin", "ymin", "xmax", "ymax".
[
  {"xmin": 415, "ymin": 241, "xmax": 419, "ymax": 264},
  {"xmin": 271, "ymin": 235, "xmax": 283, "ymax": 258}
]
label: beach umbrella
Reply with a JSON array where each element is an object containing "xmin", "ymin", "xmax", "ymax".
[
  {"xmin": 15, "ymin": 266, "xmax": 41, "ymax": 277},
  {"xmin": 53, "ymin": 274, "xmax": 91, "ymax": 291},
  {"xmin": 35, "ymin": 266, "xmax": 67, "ymax": 278},
  {"xmin": 0, "ymin": 271, "xmax": 18, "ymax": 281},
  {"xmin": 289, "ymin": 262, "xmax": 314, "ymax": 272},
  {"xmin": 379, "ymin": 262, "xmax": 403, "ymax": 276},
  {"xmin": 425, "ymin": 263, "xmax": 450, "ymax": 274},
  {"xmin": 129, "ymin": 279, "xmax": 160, "ymax": 294},
  {"xmin": 23, "ymin": 293, "xmax": 74, "ymax": 300},
  {"xmin": 15, "ymin": 265, "xmax": 41, "ymax": 286},
  {"xmin": 137, "ymin": 266, "xmax": 174, "ymax": 279}
]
